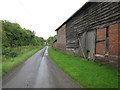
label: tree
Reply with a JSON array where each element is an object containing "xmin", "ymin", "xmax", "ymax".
[
  {"xmin": 1, "ymin": 20, "xmax": 45, "ymax": 47},
  {"xmin": 46, "ymin": 35, "xmax": 56, "ymax": 46}
]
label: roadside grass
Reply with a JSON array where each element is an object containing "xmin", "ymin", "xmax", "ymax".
[
  {"xmin": 48, "ymin": 47, "xmax": 119, "ymax": 88},
  {"xmin": 1, "ymin": 46, "xmax": 44, "ymax": 76}
]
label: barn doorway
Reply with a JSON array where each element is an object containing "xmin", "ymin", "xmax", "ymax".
[
  {"xmin": 78, "ymin": 30, "xmax": 96, "ymax": 60},
  {"xmin": 86, "ymin": 30, "xmax": 96, "ymax": 60},
  {"xmin": 78, "ymin": 32, "xmax": 87, "ymax": 58}
]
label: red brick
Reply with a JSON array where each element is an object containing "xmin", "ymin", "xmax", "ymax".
[
  {"xmin": 96, "ymin": 42, "xmax": 106, "ymax": 55},
  {"xmin": 109, "ymin": 35, "xmax": 118, "ymax": 42},
  {"xmin": 109, "ymin": 23, "xmax": 119, "ymax": 30},
  {"xmin": 109, "ymin": 43, "xmax": 118, "ymax": 56},
  {"xmin": 109, "ymin": 27, "xmax": 118, "ymax": 35},
  {"xmin": 97, "ymin": 28, "xmax": 106, "ymax": 40},
  {"xmin": 109, "ymin": 23, "xmax": 119, "ymax": 56}
]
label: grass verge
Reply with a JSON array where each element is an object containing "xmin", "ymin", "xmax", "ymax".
[
  {"xmin": 1, "ymin": 46, "xmax": 44, "ymax": 76},
  {"xmin": 48, "ymin": 47, "xmax": 119, "ymax": 88}
]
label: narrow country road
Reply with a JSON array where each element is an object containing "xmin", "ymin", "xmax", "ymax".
[{"xmin": 2, "ymin": 46, "xmax": 81, "ymax": 88}]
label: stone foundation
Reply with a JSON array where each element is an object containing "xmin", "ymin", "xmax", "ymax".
[
  {"xmin": 66, "ymin": 48, "xmax": 79, "ymax": 56},
  {"xmin": 95, "ymin": 55, "xmax": 119, "ymax": 70}
]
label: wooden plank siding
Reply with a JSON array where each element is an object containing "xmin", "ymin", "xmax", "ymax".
[
  {"xmin": 55, "ymin": 2, "xmax": 120, "ymax": 69},
  {"xmin": 66, "ymin": 2, "xmax": 120, "ymax": 49}
]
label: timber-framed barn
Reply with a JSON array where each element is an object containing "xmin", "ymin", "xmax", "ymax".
[{"xmin": 53, "ymin": 1, "xmax": 120, "ymax": 69}]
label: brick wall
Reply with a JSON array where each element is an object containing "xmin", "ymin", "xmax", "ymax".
[
  {"xmin": 96, "ymin": 28, "xmax": 106, "ymax": 55},
  {"xmin": 109, "ymin": 23, "xmax": 120, "ymax": 56},
  {"xmin": 97, "ymin": 28, "xmax": 106, "ymax": 40},
  {"xmin": 96, "ymin": 42, "xmax": 106, "ymax": 55},
  {"xmin": 95, "ymin": 23, "xmax": 120, "ymax": 69},
  {"xmin": 96, "ymin": 23, "xmax": 120, "ymax": 56},
  {"xmin": 56, "ymin": 24, "xmax": 66, "ymax": 52}
]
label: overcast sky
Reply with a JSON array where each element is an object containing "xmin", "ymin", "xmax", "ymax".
[{"xmin": 0, "ymin": 0, "xmax": 88, "ymax": 39}]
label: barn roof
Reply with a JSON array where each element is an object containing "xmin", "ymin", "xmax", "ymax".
[
  {"xmin": 55, "ymin": 0, "xmax": 120, "ymax": 31},
  {"xmin": 55, "ymin": 2, "xmax": 89, "ymax": 31}
]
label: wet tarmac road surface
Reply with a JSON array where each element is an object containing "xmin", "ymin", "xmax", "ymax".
[{"xmin": 2, "ymin": 46, "xmax": 81, "ymax": 88}]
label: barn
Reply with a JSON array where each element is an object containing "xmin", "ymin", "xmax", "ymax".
[{"xmin": 53, "ymin": 1, "xmax": 120, "ymax": 69}]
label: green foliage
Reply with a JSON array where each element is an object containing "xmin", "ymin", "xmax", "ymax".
[
  {"xmin": 1, "ymin": 20, "xmax": 45, "ymax": 76},
  {"xmin": 2, "ymin": 30, "xmax": 9, "ymax": 47},
  {"xmin": 48, "ymin": 47, "xmax": 119, "ymax": 88},
  {"xmin": 2, "ymin": 47, "xmax": 17, "ymax": 58},
  {"xmin": 46, "ymin": 35, "xmax": 56, "ymax": 45},
  {"xmin": 1, "ymin": 46, "xmax": 43, "ymax": 76},
  {"xmin": 9, "ymin": 51, "xmax": 17, "ymax": 58},
  {"xmin": 1, "ymin": 20, "xmax": 45, "ymax": 47}
]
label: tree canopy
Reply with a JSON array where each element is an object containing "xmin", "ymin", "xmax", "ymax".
[
  {"xmin": 46, "ymin": 35, "xmax": 56, "ymax": 45},
  {"xmin": 1, "ymin": 20, "xmax": 45, "ymax": 47}
]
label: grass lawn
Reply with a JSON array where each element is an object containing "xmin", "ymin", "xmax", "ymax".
[
  {"xmin": 1, "ymin": 46, "xmax": 44, "ymax": 76},
  {"xmin": 48, "ymin": 47, "xmax": 119, "ymax": 88}
]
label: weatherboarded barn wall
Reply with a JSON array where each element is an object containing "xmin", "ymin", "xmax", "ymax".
[{"xmin": 55, "ymin": 2, "xmax": 120, "ymax": 69}]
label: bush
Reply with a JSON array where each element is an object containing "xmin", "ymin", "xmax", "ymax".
[
  {"xmin": 2, "ymin": 47, "xmax": 18, "ymax": 58},
  {"xmin": 8, "ymin": 51, "xmax": 17, "ymax": 57},
  {"xmin": 2, "ymin": 47, "xmax": 11, "ymax": 56}
]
